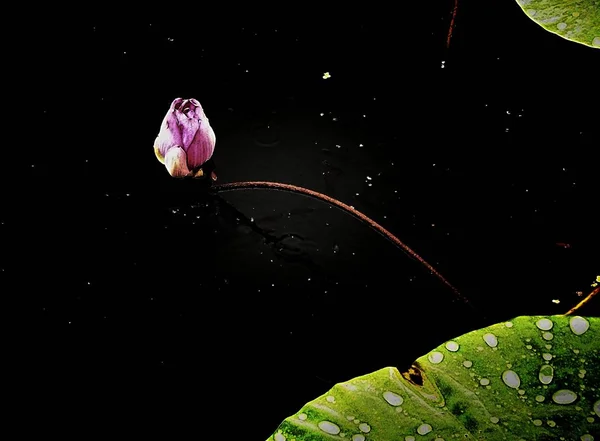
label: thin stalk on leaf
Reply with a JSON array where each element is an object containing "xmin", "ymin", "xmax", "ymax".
[{"xmin": 563, "ymin": 286, "xmax": 599, "ymax": 316}]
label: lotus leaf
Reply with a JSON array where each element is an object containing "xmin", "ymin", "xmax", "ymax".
[
  {"xmin": 267, "ymin": 315, "xmax": 599, "ymax": 440},
  {"xmin": 515, "ymin": 0, "xmax": 600, "ymax": 48}
]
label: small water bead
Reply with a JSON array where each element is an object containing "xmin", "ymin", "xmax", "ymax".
[
  {"xmin": 542, "ymin": 353, "xmax": 553, "ymax": 361},
  {"xmin": 542, "ymin": 332, "xmax": 554, "ymax": 341},
  {"xmin": 536, "ymin": 318, "xmax": 554, "ymax": 330},
  {"xmin": 326, "ymin": 395, "xmax": 335, "ymax": 403},
  {"xmin": 463, "ymin": 360, "xmax": 473, "ymax": 368},
  {"xmin": 352, "ymin": 435, "xmax": 365, "ymax": 441},
  {"xmin": 445, "ymin": 341, "xmax": 459, "ymax": 352},
  {"xmin": 480, "ymin": 378, "xmax": 490, "ymax": 386},
  {"xmin": 490, "ymin": 416, "xmax": 499, "ymax": 424},
  {"xmin": 504, "ymin": 321, "xmax": 514, "ymax": 328},
  {"xmin": 594, "ymin": 399, "xmax": 600, "ymax": 417},
  {"xmin": 535, "ymin": 395, "xmax": 545, "ymax": 402},
  {"xmin": 533, "ymin": 419, "xmax": 543, "ymax": 426},
  {"xmin": 428, "ymin": 352, "xmax": 444, "ymax": 364},
  {"xmin": 405, "ymin": 437, "xmax": 416, "ymax": 441},
  {"xmin": 580, "ymin": 434, "xmax": 594, "ymax": 441},
  {"xmin": 358, "ymin": 423, "xmax": 371, "ymax": 433},
  {"xmin": 417, "ymin": 424, "xmax": 432, "ymax": 435},
  {"xmin": 274, "ymin": 432, "xmax": 286, "ymax": 441},
  {"xmin": 298, "ymin": 413, "xmax": 307, "ymax": 420}
]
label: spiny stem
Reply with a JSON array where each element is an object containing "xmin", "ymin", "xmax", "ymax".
[
  {"xmin": 446, "ymin": 0, "xmax": 459, "ymax": 48},
  {"xmin": 211, "ymin": 180, "xmax": 476, "ymax": 311}
]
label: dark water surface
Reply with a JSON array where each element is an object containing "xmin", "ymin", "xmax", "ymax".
[{"xmin": 11, "ymin": 3, "xmax": 600, "ymax": 438}]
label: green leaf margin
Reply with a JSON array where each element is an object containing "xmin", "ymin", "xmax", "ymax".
[
  {"xmin": 267, "ymin": 315, "xmax": 599, "ymax": 440},
  {"xmin": 515, "ymin": 0, "xmax": 600, "ymax": 48}
]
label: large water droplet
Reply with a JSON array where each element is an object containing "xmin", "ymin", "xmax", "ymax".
[
  {"xmin": 318, "ymin": 421, "xmax": 341, "ymax": 435},
  {"xmin": 569, "ymin": 316, "xmax": 590, "ymax": 335},
  {"xmin": 552, "ymin": 389, "xmax": 578, "ymax": 404},
  {"xmin": 594, "ymin": 399, "xmax": 600, "ymax": 417},
  {"xmin": 536, "ymin": 318, "xmax": 553, "ymax": 330},
  {"xmin": 352, "ymin": 435, "xmax": 365, "ymax": 441},
  {"xmin": 483, "ymin": 333, "xmax": 498, "ymax": 347},
  {"xmin": 502, "ymin": 370, "xmax": 521, "ymax": 389},
  {"xmin": 428, "ymin": 352, "xmax": 444, "ymax": 364},
  {"xmin": 383, "ymin": 391, "xmax": 404, "ymax": 406},
  {"xmin": 539, "ymin": 365, "xmax": 554, "ymax": 384}
]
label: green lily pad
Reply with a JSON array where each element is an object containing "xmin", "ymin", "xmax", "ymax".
[
  {"xmin": 515, "ymin": 0, "xmax": 600, "ymax": 48},
  {"xmin": 267, "ymin": 315, "xmax": 599, "ymax": 440}
]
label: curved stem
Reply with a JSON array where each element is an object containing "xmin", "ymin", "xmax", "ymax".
[
  {"xmin": 446, "ymin": 0, "xmax": 459, "ymax": 48},
  {"xmin": 562, "ymin": 286, "xmax": 599, "ymax": 316},
  {"xmin": 211, "ymin": 180, "xmax": 476, "ymax": 311}
]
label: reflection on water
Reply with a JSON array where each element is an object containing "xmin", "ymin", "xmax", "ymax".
[{"xmin": 252, "ymin": 119, "xmax": 281, "ymax": 147}]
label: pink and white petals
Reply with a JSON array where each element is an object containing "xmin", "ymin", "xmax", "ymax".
[
  {"xmin": 186, "ymin": 123, "xmax": 216, "ymax": 170},
  {"xmin": 154, "ymin": 97, "xmax": 216, "ymax": 178},
  {"xmin": 164, "ymin": 146, "xmax": 191, "ymax": 178}
]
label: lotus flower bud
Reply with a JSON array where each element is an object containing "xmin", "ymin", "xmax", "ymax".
[{"xmin": 154, "ymin": 98, "xmax": 216, "ymax": 178}]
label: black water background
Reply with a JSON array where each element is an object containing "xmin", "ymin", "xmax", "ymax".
[{"xmin": 9, "ymin": 4, "xmax": 600, "ymax": 438}]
